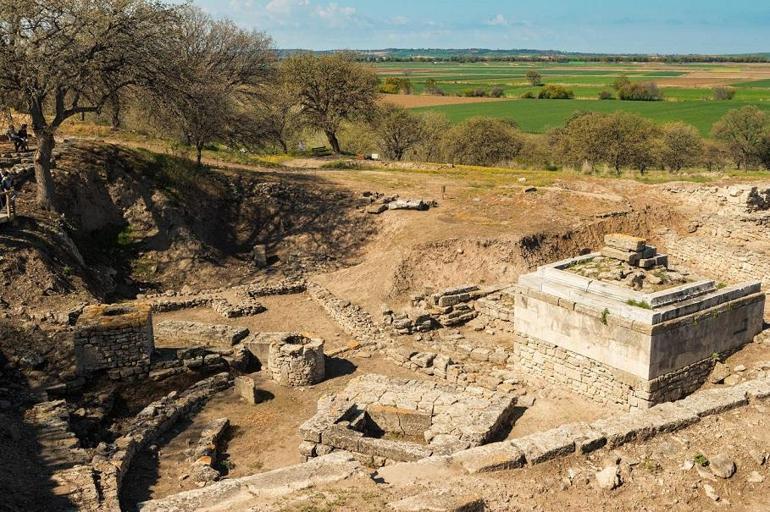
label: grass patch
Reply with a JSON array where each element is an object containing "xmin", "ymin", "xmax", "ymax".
[
  {"xmin": 626, "ymin": 299, "xmax": 653, "ymax": 309},
  {"xmin": 694, "ymin": 453, "xmax": 710, "ymax": 467},
  {"xmin": 412, "ymin": 99, "xmax": 770, "ymax": 135},
  {"xmin": 320, "ymin": 160, "xmax": 366, "ymax": 170}
]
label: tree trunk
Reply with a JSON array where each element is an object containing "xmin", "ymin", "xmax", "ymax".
[
  {"xmin": 325, "ymin": 130, "xmax": 341, "ymax": 154},
  {"xmin": 110, "ymin": 95, "xmax": 122, "ymax": 131},
  {"xmin": 196, "ymin": 142, "xmax": 204, "ymax": 166},
  {"xmin": 279, "ymin": 139, "xmax": 288, "ymax": 154},
  {"xmin": 34, "ymin": 130, "xmax": 56, "ymax": 211}
]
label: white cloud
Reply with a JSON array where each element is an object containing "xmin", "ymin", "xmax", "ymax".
[
  {"xmin": 266, "ymin": 0, "xmax": 309, "ymax": 15},
  {"xmin": 487, "ymin": 14, "xmax": 508, "ymax": 26}
]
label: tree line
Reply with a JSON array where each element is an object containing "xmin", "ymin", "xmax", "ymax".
[
  {"xmin": 0, "ymin": 1, "xmax": 379, "ymax": 210},
  {"xmin": 351, "ymin": 104, "xmax": 770, "ymax": 173}
]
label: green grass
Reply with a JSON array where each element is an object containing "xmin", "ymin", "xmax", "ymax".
[
  {"xmin": 731, "ymin": 79, "xmax": 770, "ymax": 88},
  {"xmin": 412, "ymin": 99, "xmax": 770, "ymax": 135}
]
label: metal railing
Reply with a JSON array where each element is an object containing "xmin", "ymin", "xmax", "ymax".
[{"xmin": 1, "ymin": 190, "xmax": 15, "ymax": 220}]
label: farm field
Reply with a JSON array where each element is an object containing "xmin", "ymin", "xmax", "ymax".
[{"xmin": 375, "ymin": 61, "xmax": 770, "ymax": 133}]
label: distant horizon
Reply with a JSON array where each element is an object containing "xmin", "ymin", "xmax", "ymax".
[
  {"xmin": 195, "ymin": 1, "xmax": 770, "ymax": 55},
  {"xmin": 275, "ymin": 47, "xmax": 770, "ymax": 57}
]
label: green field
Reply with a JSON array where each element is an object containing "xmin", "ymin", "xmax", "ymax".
[
  {"xmin": 412, "ymin": 100, "xmax": 770, "ymax": 135},
  {"xmin": 375, "ymin": 61, "xmax": 770, "ymax": 134}
]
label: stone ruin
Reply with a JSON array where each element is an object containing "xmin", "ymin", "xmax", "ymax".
[
  {"xmin": 383, "ymin": 285, "xmax": 501, "ymax": 335},
  {"xmin": 267, "ymin": 334, "xmax": 325, "ymax": 387},
  {"xmin": 74, "ymin": 303, "xmax": 154, "ymax": 381},
  {"xmin": 512, "ymin": 233, "xmax": 765, "ymax": 409},
  {"xmin": 299, "ymin": 374, "xmax": 517, "ymax": 466}
]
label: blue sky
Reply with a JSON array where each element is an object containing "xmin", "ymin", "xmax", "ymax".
[{"xmin": 194, "ymin": 0, "xmax": 769, "ymax": 54}]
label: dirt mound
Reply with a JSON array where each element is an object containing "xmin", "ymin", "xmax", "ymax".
[{"xmin": 0, "ymin": 142, "xmax": 373, "ymax": 313}]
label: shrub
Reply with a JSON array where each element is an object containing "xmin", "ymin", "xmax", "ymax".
[
  {"xmin": 612, "ymin": 75, "xmax": 631, "ymax": 91},
  {"xmin": 538, "ymin": 84, "xmax": 574, "ymax": 99},
  {"xmin": 489, "ymin": 86, "xmax": 505, "ymax": 98},
  {"xmin": 713, "ymin": 86, "xmax": 736, "ymax": 101},
  {"xmin": 444, "ymin": 117, "xmax": 524, "ymax": 166},
  {"xmin": 521, "ymin": 91, "xmax": 536, "ymax": 99},
  {"xmin": 379, "ymin": 77, "xmax": 412, "ymax": 95},
  {"xmin": 463, "ymin": 88, "xmax": 488, "ymax": 98},
  {"xmin": 659, "ymin": 122, "xmax": 704, "ymax": 171},
  {"xmin": 598, "ymin": 90, "xmax": 615, "ymax": 100},
  {"xmin": 618, "ymin": 82, "xmax": 663, "ymax": 101},
  {"xmin": 374, "ymin": 105, "xmax": 426, "ymax": 161},
  {"xmin": 424, "ymin": 78, "xmax": 445, "ymax": 96},
  {"xmin": 526, "ymin": 70, "xmax": 543, "ymax": 86}
]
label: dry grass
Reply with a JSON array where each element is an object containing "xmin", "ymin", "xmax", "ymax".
[{"xmin": 380, "ymin": 94, "xmax": 507, "ymax": 108}]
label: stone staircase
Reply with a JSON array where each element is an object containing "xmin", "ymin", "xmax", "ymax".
[{"xmin": 24, "ymin": 400, "xmax": 90, "ymax": 472}]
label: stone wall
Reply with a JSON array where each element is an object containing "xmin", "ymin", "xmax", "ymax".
[
  {"xmin": 74, "ymin": 304, "xmax": 154, "ymax": 380},
  {"xmin": 268, "ymin": 335, "xmax": 325, "ymax": 387},
  {"xmin": 514, "ymin": 333, "xmax": 720, "ymax": 409}
]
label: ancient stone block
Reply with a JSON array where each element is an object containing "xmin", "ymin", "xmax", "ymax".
[
  {"xmin": 604, "ymin": 233, "xmax": 646, "ymax": 252},
  {"xmin": 234, "ymin": 375, "xmax": 266, "ymax": 405}
]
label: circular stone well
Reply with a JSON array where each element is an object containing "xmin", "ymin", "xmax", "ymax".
[{"xmin": 267, "ymin": 334, "xmax": 325, "ymax": 387}]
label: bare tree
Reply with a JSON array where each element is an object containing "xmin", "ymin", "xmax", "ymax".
[
  {"xmin": 147, "ymin": 7, "xmax": 274, "ymax": 166},
  {"xmin": 283, "ymin": 52, "xmax": 378, "ymax": 154},
  {"xmin": 0, "ymin": 0, "xmax": 177, "ymax": 210}
]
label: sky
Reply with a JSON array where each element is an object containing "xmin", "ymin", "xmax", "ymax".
[{"xmin": 193, "ymin": 0, "xmax": 770, "ymax": 54}]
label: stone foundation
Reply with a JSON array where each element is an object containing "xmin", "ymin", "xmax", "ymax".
[
  {"xmin": 267, "ymin": 334, "xmax": 325, "ymax": 387},
  {"xmin": 74, "ymin": 303, "xmax": 154, "ymax": 380},
  {"xmin": 300, "ymin": 374, "xmax": 517, "ymax": 465},
  {"xmin": 514, "ymin": 334, "xmax": 719, "ymax": 409},
  {"xmin": 512, "ymin": 237, "xmax": 765, "ymax": 409}
]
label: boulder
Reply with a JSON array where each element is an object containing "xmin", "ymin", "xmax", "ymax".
[{"xmin": 709, "ymin": 454, "xmax": 736, "ymax": 479}]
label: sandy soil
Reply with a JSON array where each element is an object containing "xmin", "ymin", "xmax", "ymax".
[{"xmin": 380, "ymin": 94, "xmax": 509, "ymax": 108}]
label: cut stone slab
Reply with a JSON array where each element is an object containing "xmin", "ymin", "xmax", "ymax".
[
  {"xmin": 234, "ymin": 375, "xmax": 267, "ymax": 405},
  {"xmin": 735, "ymin": 378, "xmax": 770, "ymax": 401},
  {"xmin": 512, "ymin": 429, "xmax": 576, "ymax": 464},
  {"xmin": 678, "ymin": 387, "xmax": 749, "ymax": 417},
  {"xmin": 138, "ymin": 452, "xmax": 363, "ymax": 512},
  {"xmin": 600, "ymin": 246, "xmax": 641, "ymax": 265},
  {"xmin": 451, "ymin": 441, "xmax": 525, "ymax": 473},
  {"xmin": 604, "ymin": 233, "xmax": 646, "ymax": 252},
  {"xmin": 388, "ymin": 490, "xmax": 485, "ymax": 512},
  {"xmin": 554, "ymin": 422, "xmax": 607, "ymax": 454}
]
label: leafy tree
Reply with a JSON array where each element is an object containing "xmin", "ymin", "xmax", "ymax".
[
  {"xmin": 526, "ymin": 70, "xmax": 543, "ymax": 86},
  {"xmin": 283, "ymin": 52, "xmax": 378, "ymax": 153},
  {"xmin": 538, "ymin": 85, "xmax": 574, "ymax": 99},
  {"xmin": 659, "ymin": 122, "xmax": 704, "ymax": 171},
  {"xmin": 553, "ymin": 112, "xmax": 658, "ymax": 173},
  {"xmin": 490, "ymin": 86, "xmax": 505, "ymax": 98},
  {"xmin": 712, "ymin": 106, "xmax": 769, "ymax": 169},
  {"xmin": 375, "ymin": 105, "xmax": 425, "ymax": 160},
  {"xmin": 247, "ymin": 68, "xmax": 302, "ymax": 153},
  {"xmin": 0, "ymin": 0, "xmax": 177, "ymax": 209},
  {"xmin": 703, "ymin": 140, "xmax": 730, "ymax": 172},
  {"xmin": 444, "ymin": 117, "xmax": 523, "ymax": 166},
  {"xmin": 713, "ymin": 87, "xmax": 737, "ymax": 101},
  {"xmin": 148, "ymin": 7, "xmax": 274, "ymax": 166},
  {"xmin": 379, "ymin": 77, "xmax": 412, "ymax": 95}
]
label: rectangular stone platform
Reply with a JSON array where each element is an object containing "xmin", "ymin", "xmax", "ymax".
[{"xmin": 513, "ymin": 252, "xmax": 765, "ymax": 409}]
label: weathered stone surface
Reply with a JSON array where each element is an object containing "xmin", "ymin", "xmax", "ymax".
[
  {"xmin": 678, "ymin": 387, "xmax": 748, "ymax": 417},
  {"xmin": 268, "ymin": 334, "xmax": 325, "ymax": 387},
  {"xmin": 451, "ymin": 441, "xmax": 525, "ymax": 473},
  {"xmin": 138, "ymin": 453, "xmax": 363, "ymax": 512},
  {"xmin": 709, "ymin": 454, "xmax": 736, "ymax": 479},
  {"xmin": 375, "ymin": 456, "xmax": 461, "ymax": 486},
  {"xmin": 234, "ymin": 375, "xmax": 265, "ymax": 405},
  {"xmin": 605, "ymin": 233, "xmax": 646, "ymax": 252},
  {"xmin": 155, "ymin": 320, "xmax": 249, "ymax": 347},
  {"xmin": 512, "ymin": 430, "xmax": 575, "ymax": 464},
  {"xmin": 595, "ymin": 465, "xmax": 622, "ymax": 490},
  {"xmin": 388, "ymin": 490, "xmax": 485, "ymax": 512}
]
